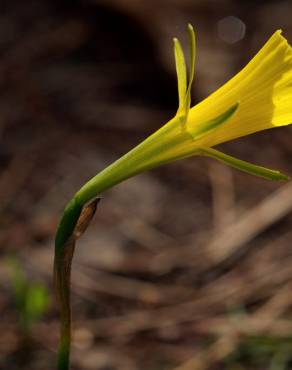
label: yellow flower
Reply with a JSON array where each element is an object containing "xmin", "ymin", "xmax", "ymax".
[
  {"xmin": 54, "ymin": 26, "xmax": 292, "ymax": 370},
  {"xmin": 75, "ymin": 25, "xmax": 292, "ymax": 207},
  {"xmin": 188, "ymin": 29, "xmax": 292, "ymax": 146}
]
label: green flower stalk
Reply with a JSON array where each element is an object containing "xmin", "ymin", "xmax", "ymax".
[{"xmin": 54, "ymin": 25, "xmax": 292, "ymax": 369}]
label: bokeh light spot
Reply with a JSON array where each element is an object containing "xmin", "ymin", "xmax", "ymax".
[{"xmin": 217, "ymin": 16, "xmax": 246, "ymax": 44}]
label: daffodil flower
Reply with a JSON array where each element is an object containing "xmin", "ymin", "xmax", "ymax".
[{"xmin": 54, "ymin": 25, "xmax": 292, "ymax": 370}]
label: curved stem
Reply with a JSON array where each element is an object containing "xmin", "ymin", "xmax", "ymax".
[
  {"xmin": 54, "ymin": 199, "xmax": 99, "ymax": 370},
  {"xmin": 54, "ymin": 238, "xmax": 75, "ymax": 370}
]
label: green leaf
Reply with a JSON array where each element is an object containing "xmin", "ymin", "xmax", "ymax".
[
  {"xmin": 173, "ymin": 37, "xmax": 187, "ymax": 114},
  {"xmin": 189, "ymin": 102, "xmax": 239, "ymax": 139},
  {"xmin": 201, "ymin": 147, "xmax": 289, "ymax": 181}
]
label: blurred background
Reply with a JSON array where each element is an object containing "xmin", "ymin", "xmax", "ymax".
[{"xmin": 1, "ymin": 0, "xmax": 292, "ymax": 369}]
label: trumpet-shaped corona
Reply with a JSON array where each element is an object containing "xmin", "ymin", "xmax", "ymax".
[{"xmin": 188, "ymin": 29, "xmax": 292, "ymax": 147}]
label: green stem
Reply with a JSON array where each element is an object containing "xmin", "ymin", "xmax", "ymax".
[
  {"xmin": 54, "ymin": 199, "xmax": 97, "ymax": 370},
  {"xmin": 55, "ymin": 260, "xmax": 72, "ymax": 370},
  {"xmin": 54, "ymin": 221, "xmax": 77, "ymax": 370}
]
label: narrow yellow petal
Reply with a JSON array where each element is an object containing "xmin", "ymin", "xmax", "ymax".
[
  {"xmin": 201, "ymin": 147, "xmax": 289, "ymax": 181},
  {"xmin": 187, "ymin": 30, "xmax": 292, "ymax": 147},
  {"xmin": 174, "ymin": 25, "xmax": 196, "ymax": 120},
  {"xmin": 184, "ymin": 24, "xmax": 196, "ymax": 113},
  {"xmin": 174, "ymin": 37, "xmax": 187, "ymax": 114},
  {"xmin": 189, "ymin": 102, "xmax": 239, "ymax": 139}
]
